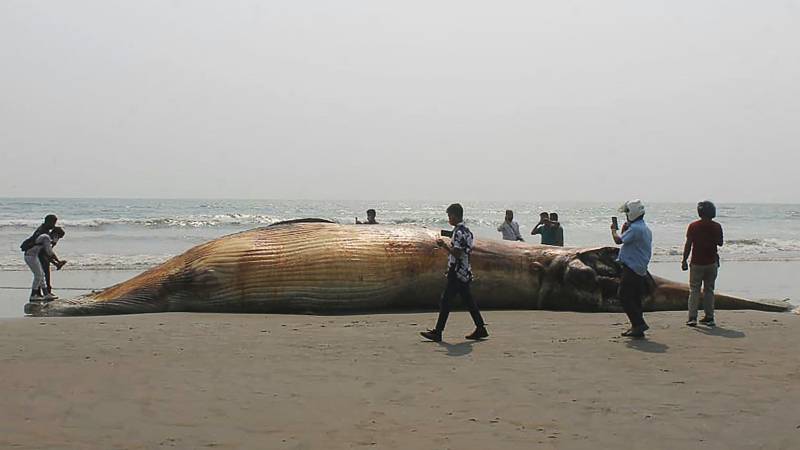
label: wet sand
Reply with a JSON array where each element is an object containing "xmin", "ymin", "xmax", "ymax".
[{"xmin": 1, "ymin": 310, "xmax": 799, "ymax": 449}]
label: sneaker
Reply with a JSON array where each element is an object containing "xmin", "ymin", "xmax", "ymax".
[
  {"xmin": 420, "ymin": 329, "xmax": 442, "ymax": 342},
  {"xmin": 465, "ymin": 326, "xmax": 489, "ymax": 340},
  {"xmin": 43, "ymin": 293, "xmax": 58, "ymax": 302},
  {"xmin": 686, "ymin": 319, "xmax": 698, "ymax": 327},
  {"xmin": 29, "ymin": 295, "xmax": 44, "ymax": 302},
  {"xmin": 700, "ymin": 317, "xmax": 715, "ymax": 327}
]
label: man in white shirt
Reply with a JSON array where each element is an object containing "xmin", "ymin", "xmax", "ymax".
[
  {"xmin": 497, "ymin": 210, "xmax": 524, "ymax": 242},
  {"xmin": 24, "ymin": 227, "xmax": 67, "ymax": 302}
]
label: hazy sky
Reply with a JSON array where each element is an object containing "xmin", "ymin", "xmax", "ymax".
[{"xmin": 1, "ymin": 1, "xmax": 798, "ymax": 202}]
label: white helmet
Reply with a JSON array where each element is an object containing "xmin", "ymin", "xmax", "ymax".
[{"xmin": 619, "ymin": 199, "xmax": 645, "ymax": 222}]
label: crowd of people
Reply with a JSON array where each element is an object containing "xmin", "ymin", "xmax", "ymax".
[
  {"xmin": 23, "ymin": 201, "xmax": 725, "ymax": 342},
  {"xmin": 420, "ymin": 199, "xmax": 723, "ymax": 340}
]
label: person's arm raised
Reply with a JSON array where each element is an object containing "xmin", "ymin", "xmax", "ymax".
[{"xmin": 611, "ymin": 226, "xmax": 623, "ymax": 245}]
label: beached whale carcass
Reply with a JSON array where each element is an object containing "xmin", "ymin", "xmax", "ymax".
[{"xmin": 25, "ymin": 220, "xmax": 791, "ymax": 316}]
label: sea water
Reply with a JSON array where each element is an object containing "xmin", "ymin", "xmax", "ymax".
[{"xmin": 2, "ymin": 198, "xmax": 800, "ymax": 271}]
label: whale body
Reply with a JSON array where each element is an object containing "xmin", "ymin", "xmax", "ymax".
[{"xmin": 25, "ymin": 220, "xmax": 790, "ymax": 316}]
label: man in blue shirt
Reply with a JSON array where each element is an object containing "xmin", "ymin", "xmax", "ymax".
[{"xmin": 611, "ymin": 199, "xmax": 653, "ymax": 338}]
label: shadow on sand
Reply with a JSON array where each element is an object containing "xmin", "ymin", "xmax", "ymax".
[
  {"xmin": 625, "ymin": 338, "xmax": 669, "ymax": 353},
  {"xmin": 692, "ymin": 325, "xmax": 746, "ymax": 338},
  {"xmin": 432, "ymin": 339, "xmax": 486, "ymax": 357}
]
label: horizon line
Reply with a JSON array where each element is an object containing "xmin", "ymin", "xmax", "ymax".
[{"xmin": 1, "ymin": 196, "xmax": 798, "ymax": 206}]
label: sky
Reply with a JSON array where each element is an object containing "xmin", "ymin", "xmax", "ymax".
[{"xmin": 1, "ymin": 1, "xmax": 798, "ymax": 202}]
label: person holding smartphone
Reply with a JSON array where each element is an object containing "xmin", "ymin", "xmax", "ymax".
[
  {"xmin": 611, "ymin": 200, "xmax": 653, "ymax": 338},
  {"xmin": 532, "ymin": 212, "xmax": 558, "ymax": 245},
  {"xmin": 420, "ymin": 203, "xmax": 487, "ymax": 342}
]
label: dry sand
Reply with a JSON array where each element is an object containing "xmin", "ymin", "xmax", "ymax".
[{"xmin": 1, "ymin": 310, "xmax": 799, "ymax": 449}]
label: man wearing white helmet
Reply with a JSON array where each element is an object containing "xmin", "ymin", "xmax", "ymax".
[
  {"xmin": 611, "ymin": 199, "xmax": 653, "ymax": 337},
  {"xmin": 682, "ymin": 201, "xmax": 724, "ymax": 327}
]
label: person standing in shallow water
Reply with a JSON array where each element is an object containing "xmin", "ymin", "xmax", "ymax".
[
  {"xmin": 532, "ymin": 212, "xmax": 558, "ymax": 245},
  {"xmin": 682, "ymin": 201, "xmax": 724, "ymax": 327},
  {"xmin": 497, "ymin": 209, "xmax": 524, "ymax": 241},
  {"xmin": 421, "ymin": 203, "xmax": 488, "ymax": 342},
  {"xmin": 549, "ymin": 212, "xmax": 564, "ymax": 247},
  {"xmin": 356, "ymin": 209, "xmax": 378, "ymax": 224},
  {"xmin": 611, "ymin": 199, "xmax": 653, "ymax": 338}
]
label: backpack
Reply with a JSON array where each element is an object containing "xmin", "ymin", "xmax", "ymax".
[{"xmin": 20, "ymin": 230, "xmax": 43, "ymax": 252}]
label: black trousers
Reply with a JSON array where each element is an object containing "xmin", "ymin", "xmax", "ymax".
[
  {"xmin": 435, "ymin": 277, "xmax": 485, "ymax": 332},
  {"xmin": 38, "ymin": 253, "xmax": 51, "ymax": 293},
  {"xmin": 618, "ymin": 265, "xmax": 648, "ymax": 328}
]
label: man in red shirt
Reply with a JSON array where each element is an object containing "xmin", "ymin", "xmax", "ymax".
[{"xmin": 681, "ymin": 201, "xmax": 724, "ymax": 327}]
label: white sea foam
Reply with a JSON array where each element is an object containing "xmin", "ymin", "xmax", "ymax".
[
  {"xmin": 0, "ymin": 214, "xmax": 280, "ymax": 229},
  {"xmin": 2, "ymin": 199, "xmax": 799, "ymax": 269}
]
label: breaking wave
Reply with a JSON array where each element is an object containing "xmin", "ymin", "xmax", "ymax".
[
  {"xmin": 652, "ymin": 238, "xmax": 800, "ymax": 262},
  {"xmin": 0, "ymin": 214, "xmax": 282, "ymax": 230}
]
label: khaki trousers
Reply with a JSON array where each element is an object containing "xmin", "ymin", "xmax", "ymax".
[{"xmin": 688, "ymin": 263, "xmax": 718, "ymax": 320}]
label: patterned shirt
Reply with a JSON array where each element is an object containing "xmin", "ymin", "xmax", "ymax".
[{"xmin": 448, "ymin": 222, "xmax": 474, "ymax": 283}]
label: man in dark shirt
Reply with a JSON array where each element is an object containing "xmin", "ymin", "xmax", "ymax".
[
  {"xmin": 420, "ymin": 203, "xmax": 487, "ymax": 342},
  {"xmin": 681, "ymin": 201, "xmax": 724, "ymax": 327},
  {"xmin": 532, "ymin": 212, "xmax": 558, "ymax": 245},
  {"xmin": 356, "ymin": 209, "xmax": 378, "ymax": 224},
  {"xmin": 20, "ymin": 215, "xmax": 59, "ymax": 298},
  {"xmin": 549, "ymin": 212, "xmax": 564, "ymax": 247}
]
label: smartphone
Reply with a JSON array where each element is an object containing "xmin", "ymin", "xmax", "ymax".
[
  {"xmin": 440, "ymin": 230, "xmax": 453, "ymax": 238},
  {"xmin": 611, "ymin": 216, "xmax": 619, "ymax": 230}
]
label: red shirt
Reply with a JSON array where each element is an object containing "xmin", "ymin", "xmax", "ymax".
[{"xmin": 686, "ymin": 219, "xmax": 723, "ymax": 265}]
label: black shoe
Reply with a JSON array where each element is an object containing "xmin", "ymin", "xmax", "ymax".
[
  {"xmin": 420, "ymin": 329, "xmax": 442, "ymax": 342},
  {"xmin": 623, "ymin": 324, "xmax": 649, "ymax": 338},
  {"xmin": 465, "ymin": 326, "xmax": 488, "ymax": 340}
]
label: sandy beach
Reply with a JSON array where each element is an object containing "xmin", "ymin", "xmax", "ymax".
[{"xmin": 1, "ymin": 309, "xmax": 798, "ymax": 449}]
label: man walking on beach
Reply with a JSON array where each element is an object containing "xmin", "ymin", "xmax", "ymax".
[
  {"xmin": 421, "ymin": 203, "xmax": 488, "ymax": 342},
  {"xmin": 497, "ymin": 209, "xmax": 524, "ymax": 241},
  {"xmin": 682, "ymin": 201, "xmax": 724, "ymax": 327},
  {"xmin": 611, "ymin": 200, "xmax": 652, "ymax": 338}
]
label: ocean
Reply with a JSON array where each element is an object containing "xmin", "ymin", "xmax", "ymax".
[{"xmin": 2, "ymin": 198, "xmax": 800, "ymax": 272}]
